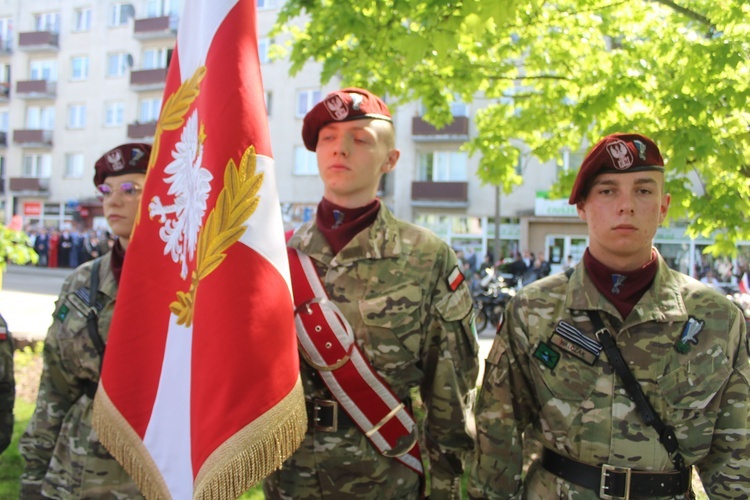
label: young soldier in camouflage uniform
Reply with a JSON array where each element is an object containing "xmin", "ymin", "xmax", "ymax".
[
  {"xmin": 0, "ymin": 313, "xmax": 14, "ymax": 454},
  {"xmin": 19, "ymin": 144, "xmax": 151, "ymax": 499},
  {"xmin": 263, "ymin": 88, "xmax": 479, "ymax": 499},
  {"xmin": 470, "ymin": 133, "xmax": 750, "ymax": 498}
]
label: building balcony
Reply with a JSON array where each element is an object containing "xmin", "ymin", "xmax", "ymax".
[
  {"xmin": 13, "ymin": 129, "xmax": 53, "ymax": 147},
  {"xmin": 130, "ymin": 67, "xmax": 168, "ymax": 91},
  {"xmin": 10, "ymin": 177, "xmax": 50, "ymax": 194},
  {"xmin": 15, "ymin": 80, "xmax": 57, "ymax": 99},
  {"xmin": 411, "ymin": 181, "xmax": 469, "ymax": 207},
  {"xmin": 18, "ymin": 31, "xmax": 59, "ymax": 51},
  {"xmin": 127, "ymin": 121, "xmax": 157, "ymax": 139},
  {"xmin": 133, "ymin": 15, "xmax": 178, "ymax": 40},
  {"xmin": 411, "ymin": 116, "xmax": 469, "ymax": 142}
]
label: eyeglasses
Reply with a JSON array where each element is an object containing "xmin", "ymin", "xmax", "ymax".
[{"xmin": 96, "ymin": 182, "xmax": 143, "ymax": 201}]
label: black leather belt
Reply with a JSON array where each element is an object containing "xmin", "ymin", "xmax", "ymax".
[
  {"xmin": 541, "ymin": 448, "xmax": 691, "ymax": 499},
  {"xmin": 305, "ymin": 399, "xmax": 354, "ymax": 432}
]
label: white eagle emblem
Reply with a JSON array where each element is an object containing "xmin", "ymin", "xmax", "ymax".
[
  {"xmin": 149, "ymin": 110, "xmax": 213, "ymax": 279},
  {"xmin": 325, "ymin": 94, "xmax": 349, "ymax": 120},
  {"xmin": 606, "ymin": 140, "xmax": 634, "ymax": 170},
  {"xmin": 106, "ymin": 149, "xmax": 125, "ymax": 171}
]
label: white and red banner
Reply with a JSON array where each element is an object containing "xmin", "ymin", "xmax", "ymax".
[{"xmin": 92, "ymin": 1, "xmax": 305, "ymax": 498}]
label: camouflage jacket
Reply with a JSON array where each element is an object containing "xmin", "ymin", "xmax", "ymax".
[
  {"xmin": 19, "ymin": 253, "xmax": 143, "ymax": 499},
  {"xmin": 0, "ymin": 313, "xmax": 14, "ymax": 454},
  {"xmin": 264, "ymin": 204, "xmax": 479, "ymax": 500},
  {"xmin": 469, "ymin": 251, "xmax": 750, "ymax": 499}
]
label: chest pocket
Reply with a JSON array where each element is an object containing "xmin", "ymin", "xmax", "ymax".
[
  {"xmin": 359, "ymin": 282, "xmax": 423, "ymax": 374},
  {"xmin": 528, "ymin": 343, "xmax": 601, "ymax": 403},
  {"xmin": 656, "ymin": 347, "xmax": 730, "ymax": 453},
  {"xmin": 56, "ymin": 290, "xmax": 109, "ymax": 383}
]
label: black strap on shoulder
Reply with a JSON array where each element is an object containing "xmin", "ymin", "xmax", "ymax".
[
  {"xmin": 84, "ymin": 258, "xmax": 105, "ymax": 399},
  {"xmin": 86, "ymin": 258, "xmax": 105, "ymax": 358},
  {"xmin": 587, "ymin": 310, "xmax": 687, "ymax": 472}
]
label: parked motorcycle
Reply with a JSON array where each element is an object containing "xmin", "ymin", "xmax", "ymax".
[{"xmin": 473, "ymin": 268, "xmax": 516, "ymax": 332}]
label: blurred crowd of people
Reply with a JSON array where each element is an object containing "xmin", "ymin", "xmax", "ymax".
[{"xmin": 23, "ymin": 225, "xmax": 114, "ymax": 269}]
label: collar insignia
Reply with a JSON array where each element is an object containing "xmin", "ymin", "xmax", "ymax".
[
  {"xmin": 675, "ymin": 316, "xmax": 704, "ymax": 354},
  {"xmin": 611, "ymin": 274, "xmax": 627, "ymax": 294},
  {"xmin": 332, "ymin": 209, "xmax": 345, "ymax": 229}
]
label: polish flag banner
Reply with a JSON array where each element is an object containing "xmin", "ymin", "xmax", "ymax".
[{"xmin": 92, "ymin": 1, "xmax": 305, "ymax": 498}]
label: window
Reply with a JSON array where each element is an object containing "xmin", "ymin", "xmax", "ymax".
[
  {"xmin": 258, "ymin": 38, "xmax": 270, "ymax": 64},
  {"xmin": 71, "ymin": 56, "xmax": 89, "ymax": 80},
  {"xmin": 23, "ymin": 154, "xmax": 52, "ymax": 178},
  {"xmin": 296, "ymin": 89, "xmax": 321, "ymax": 117},
  {"xmin": 417, "ymin": 151, "xmax": 468, "ymax": 181},
  {"xmin": 67, "ymin": 104, "xmax": 86, "ymax": 129},
  {"xmin": 110, "ymin": 3, "xmax": 132, "ymax": 27},
  {"xmin": 30, "ymin": 60, "xmax": 57, "ymax": 81},
  {"xmin": 74, "ymin": 8, "xmax": 92, "ymax": 31},
  {"xmin": 65, "ymin": 153, "xmax": 85, "ymax": 178},
  {"xmin": 147, "ymin": 0, "xmax": 179, "ymax": 17},
  {"xmin": 107, "ymin": 52, "xmax": 129, "ymax": 77},
  {"xmin": 0, "ymin": 110, "xmax": 8, "ymax": 132},
  {"xmin": 139, "ymin": 97, "xmax": 162, "ymax": 122},
  {"xmin": 420, "ymin": 96, "xmax": 467, "ymax": 117},
  {"xmin": 293, "ymin": 146, "xmax": 318, "ymax": 175},
  {"xmin": 26, "ymin": 106, "xmax": 55, "ymax": 130},
  {"xmin": 0, "ymin": 17, "xmax": 13, "ymax": 52},
  {"xmin": 257, "ymin": 0, "xmax": 277, "ymax": 9},
  {"xmin": 105, "ymin": 102, "xmax": 125, "ymax": 126},
  {"xmin": 35, "ymin": 12, "xmax": 60, "ymax": 33},
  {"xmin": 142, "ymin": 48, "xmax": 170, "ymax": 69}
]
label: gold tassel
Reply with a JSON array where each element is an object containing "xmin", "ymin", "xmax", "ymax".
[
  {"xmin": 93, "ymin": 378, "xmax": 307, "ymax": 500},
  {"xmin": 193, "ymin": 378, "xmax": 306, "ymax": 499}
]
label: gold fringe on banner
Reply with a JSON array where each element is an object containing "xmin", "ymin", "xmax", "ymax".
[
  {"xmin": 94, "ymin": 377, "xmax": 306, "ymax": 499},
  {"xmin": 93, "ymin": 385, "xmax": 173, "ymax": 499},
  {"xmin": 193, "ymin": 377, "xmax": 307, "ymax": 499}
]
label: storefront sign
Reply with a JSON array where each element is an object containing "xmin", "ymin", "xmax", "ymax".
[
  {"xmin": 23, "ymin": 202, "xmax": 42, "ymax": 216},
  {"xmin": 534, "ymin": 197, "xmax": 578, "ymax": 217}
]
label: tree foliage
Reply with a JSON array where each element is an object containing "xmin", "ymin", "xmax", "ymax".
[
  {"xmin": 0, "ymin": 225, "xmax": 37, "ymax": 270},
  {"xmin": 273, "ymin": 0, "xmax": 750, "ymax": 255}
]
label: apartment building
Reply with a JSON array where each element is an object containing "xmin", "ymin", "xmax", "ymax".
[{"xmin": 1, "ymin": 0, "xmax": 742, "ymax": 277}]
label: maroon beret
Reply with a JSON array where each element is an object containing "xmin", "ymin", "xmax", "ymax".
[
  {"xmin": 569, "ymin": 133, "xmax": 664, "ymax": 204},
  {"xmin": 302, "ymin": 87, "xmax": 392, "ymax": 151},
  {"xmin": 93, "ymin": 143, "xmax": 152, "ymax": 187}
]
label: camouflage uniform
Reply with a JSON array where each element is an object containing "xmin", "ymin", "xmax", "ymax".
[
  {"xmin": 0, "ymin": 313, "xmax": 14, "ymax": 454},
  {"xmin": 19, "ymin": 253, "xmax": 143, "ymax": 499},
  {"xmin": 264, "ymin": 204, "xmax": 479, "ymax": 499},
  {"xmin": 469, "ymin": 251, "xmax": 750, "ymax": 499}
]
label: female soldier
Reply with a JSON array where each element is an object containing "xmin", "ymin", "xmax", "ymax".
[{"xmin": 20, "ymin": 144, "xmax": 151, "ymax": 499}]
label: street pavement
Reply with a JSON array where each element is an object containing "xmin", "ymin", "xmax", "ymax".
[
  {"xmin": 0, "ymin": 264, "xmax": 497, "ymax": 375},
  {"xmin": 0, "ymin": 265, "xmax": 73, "ymax": 344}
]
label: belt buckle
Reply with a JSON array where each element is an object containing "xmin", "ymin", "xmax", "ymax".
[
  {"xmin": 313, "ymin": 399, "xmax": 338, "ymax": 432},
  {"xmin": 600, "ymin": 464, "xmax": 631, "ymax": 500}
]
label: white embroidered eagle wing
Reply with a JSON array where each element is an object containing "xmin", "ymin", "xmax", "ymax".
[{"xmin": 149, "ymin": 110, "xmax": 213, "ymax": 279}]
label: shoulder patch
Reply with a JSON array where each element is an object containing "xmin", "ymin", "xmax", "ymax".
[
  {"xmin": 447, "ymin": 265, "xmax": 465, "ymax": 291},
  {"xmin": 0, "ymin": 325, "xmax": 6, "ymax": 341}
]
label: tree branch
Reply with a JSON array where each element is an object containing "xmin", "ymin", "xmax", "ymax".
[{"xmin": 647, "ymin": 0, "xmax": 716, "ymax": 33}]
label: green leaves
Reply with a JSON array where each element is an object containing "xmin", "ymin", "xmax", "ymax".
[{"xmin": 275, "ymin": 0, "xmax": 750, "ymax": 254}]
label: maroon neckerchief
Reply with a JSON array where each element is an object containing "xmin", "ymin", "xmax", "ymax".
[
  {"xmin": 316, "ymin": 198, "xmax": 380, "ymax": 255},
  {"xmin": 110, "ymin": 239, "xmax": 126, "ymax": 284},
  {"xmin": 583, "ymin": 248, "xmax": 658, "ymax": 319}
]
